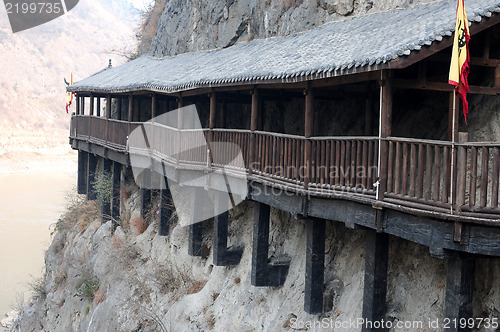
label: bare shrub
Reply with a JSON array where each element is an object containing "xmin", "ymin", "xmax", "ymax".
[
  {"xmin": 28, "ymin": 276, "xmax": 46, "ymax": 301},
  {"xmin": 53, "ymin": 191, "xmax": 99, "ymax": 237},
  {"xmin": 93, "ymin": 289, "xmax": 106, "ymax": 305},
  {"xmin": 75, "ymin": 273, "xmax": 100, "ymax": 301},
  {"xmin": 187, "ymin": 280, "xmax": 207, "ymax": 295},
  {"xmin": 130, "ymin": 214, "xmax": 148, "ymax": 235}
]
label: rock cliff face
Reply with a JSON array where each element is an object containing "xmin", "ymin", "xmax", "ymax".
[
  {"xmin": 148, "ymin": 0, "xmax": 431, "ymax": 57},
  {"xmin": 11, "ymin": 167, "xmax": 500, "ymax": 332}
]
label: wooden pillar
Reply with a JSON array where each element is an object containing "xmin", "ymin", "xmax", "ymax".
[
  {"xmin": 151, "ymin": 93, "xmax": 157, "ymax": 120},
  {"xmin": 111, "ymin": 161, "xmax": 121, "ymax": 229},
  {"xmin": 213, "ymin": 191, "xmax": 243, "ymax": 266},
  {"xmin": 495, "ymin": 65, "xmax": 500, "ymax": 88},
  {"xmin": 101, "ymin": 159, "xmax": 112, "ymax": 224},
  {"xmin": 208, "ymin": 92, "xmax": 217, "ymax": 167},
  {"xmin": 75, "ymin": 94, "xmax": 80, "ymax": 115},
  {"xmin": 209, "ymin": 91, "xmax": 217, "ymax": 129},
  {"xmin": 128, "ymin": 95, "xmax": 133, "ymax": 122},
  {"xmin": 117, "ymin": 97, "xmax": 122, "ymax": 121},
  {"xmin": 106, "ymin": 95, "xmax": 111, "ymax": 119},
  {"xmin": 249, "ymin": 88, "xmax": 259, "ymax": 175},
  {"xmin": 378, "ymin": 72, "xmax": 393, "ymax": 200},
  {"xmin": 445, "ymin": 256, "xmax": 476, "ymax": 332},
  {"xmin": 177, "ymin": 96, "xmax": 184, "ymax": 129},
  {"xmin": 86, "ymin": 153, "xmax": 97, "ymax": 200},
  {"xmin": 96, "ymin": 97, "xmax": 101, "ymax": 117},
  {"xmin": 158, "ymin": 178, "xmax": 172, "ymax": 236},
  {"xmin": 251, "ymin": 202, "xmax": 289, "ymax": 287},
  {"xmin": 304, "ymin": 218, "xmax": 326, "ymax": 314},
  {"xmin": 89, "ymin": 94, "xmax": 94, "ymax": 116},
  {"xmin": 77, "ymin": 151, "xmax": 88, "ymax": 194},
  {"xmin": 304, "ymin": 84, "xmax": 314, "ymax": 189},
  {"xmin": 188, "ymin": 188, "xmax": 204, "ymax": 257},
  {"xmin": 362, "ymin": 230, "xmax": 389, "ymax": 332},
  {"xmin": 251, "ymin": 202, "xmax": 271, "ymax": 286}
]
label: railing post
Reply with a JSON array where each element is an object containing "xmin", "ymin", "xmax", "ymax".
[
  {"xmin": 304, "ymin": 83, "xmax": 314, "ymax": 190},
  {"xmin": 378, "ymin": 71, "xmax": 393, "ymax": 200},
  {"xmin": 250, "ymin": 87, "xmax": 259, "ymax": 176},
  {"xmin": 455, "ymin": 132, "xmax": 468, "ymax": 214}
]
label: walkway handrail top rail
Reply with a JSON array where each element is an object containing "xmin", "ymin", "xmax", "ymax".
[{"xmin": 385, "ymin": 136, "xmax": 500, "ymax": 147}]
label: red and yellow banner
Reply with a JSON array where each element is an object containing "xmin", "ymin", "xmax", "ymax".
[
  {"xmin": 448, "ymin": 0, "xmax": 470, "ymax": 123},
  {"xmin": 66, "ymin": 73, "xmax": 74, "ymax": 113}
]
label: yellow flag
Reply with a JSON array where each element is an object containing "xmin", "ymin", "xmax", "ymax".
[{"xmin": 448, "ymin": 0, "xmax": 470, "ymax": 122}]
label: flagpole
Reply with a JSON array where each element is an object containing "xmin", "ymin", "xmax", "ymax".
[{"xmin": 450, "ymin": 93, "xmax": 456, "ymax": 215}]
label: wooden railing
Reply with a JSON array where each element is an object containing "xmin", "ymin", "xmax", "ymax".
[{"xmin": 70, "ymin": 115, "xmax": 500, "ymax": 222}]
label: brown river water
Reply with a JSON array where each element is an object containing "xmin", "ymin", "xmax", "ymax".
[{"xmin": 0, "ymin": 171, "xmax": 76, "ymax": 322}]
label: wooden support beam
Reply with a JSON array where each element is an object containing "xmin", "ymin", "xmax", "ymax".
[
  {"xmin": 75, "ymin": 94, "xmax": 80, "ymax": 115},
  {"xmin": 101, "ymin": 159, "xmax": 112, "ymax": 224},
  {"xmin": 158, "ymin": 178, "xmax": 172, "ymax": 236},
  {"xmin": 96, "ymin": 97, "xmax": 101, "ymax": 117},
  {"xmin": 151, "ymin": 93, "xmax": 157, "ymax": 120},
  {"xmin": 188, "ymin": 188, "xmax": 204, "ymax": 257},
  {"xmin": 128, "ymin": 95, "xmax": 133, "ymax": 122},
  {"xmin": 495, "ymin": 66, "xmax": 500, "ymax": 88},
  {"xmin": 249, "ymin": 88, "xmax": 259, "ymax": 175},
  {"xmin": 209, "ymin": 91, "xmax": 217, "ymax": 129},
  {"xmin": 362, "ymin": 230, "xmax": 389, "ymax": 332},
  {"xmin": 213, "ymin": 191, "xmax": 243, "ymax": 266},
  {"xmin": 177, "ymin": 96, "xmax": 184, "ymax": 129},
  {"xmin": 304, "ymin": 84, "xmax": 314, "ymax": 189},
  {"xmin": 395, "ymin": 79, "xmax": 500, "ymax": 95},
  {"xmin": 111, "ymin": 161, "xmax": 121, "ymax": 230},
  {"xmin": 378, "ymin": 73, "xmax": 393, "ymax": 200},
  {"xmin": 304, "ymin": 218, "xmax": 326, "ymax": 314},
  {"xmin": 106, "ymin": 95, "xmax": 111, "ymax": 119},
  {"xmin": 77, "ymin": 151, "xmax": 88, "ymax": 195},
  {"xmin": 89, "ymin": 94, "xmax": 94, "ymax": 116},
  {"xmin": 86, "ymin": 153, "xmax": 98, "ymax": 200},
  {"xmin": 251, "ymin": 202, "xmax": 289, "ymax": 287},
  {"xmin": 444, "ymin": 255, "xmax": 476, "ymax": 332}
]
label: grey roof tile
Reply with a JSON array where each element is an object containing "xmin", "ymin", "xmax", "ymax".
[{"xmin": 69, "ymin": 0, "xmax": 500, "ymax": 94}]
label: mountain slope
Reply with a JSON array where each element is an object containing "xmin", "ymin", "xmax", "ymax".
[{"xmin": 0, "ymin": 0, "xmax": 139, "ymax": 152}]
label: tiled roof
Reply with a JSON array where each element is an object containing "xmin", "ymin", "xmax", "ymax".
[{"xmin": 69, "ymin": 0, "xmax": 500, "ymax": 94}]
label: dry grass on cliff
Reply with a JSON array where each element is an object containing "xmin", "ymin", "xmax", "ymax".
[{"xmin": 54, "ymin": 191, "xmax": 100, "ymax": 236}]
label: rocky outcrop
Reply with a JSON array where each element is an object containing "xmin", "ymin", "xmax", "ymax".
[
  {"xmin": 149, "ymin": 0, "xmax": 435, "ymax": 57},
  {"xmin": 11, "ymin": 169, "xmax": 500, "ymax": 331}
]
